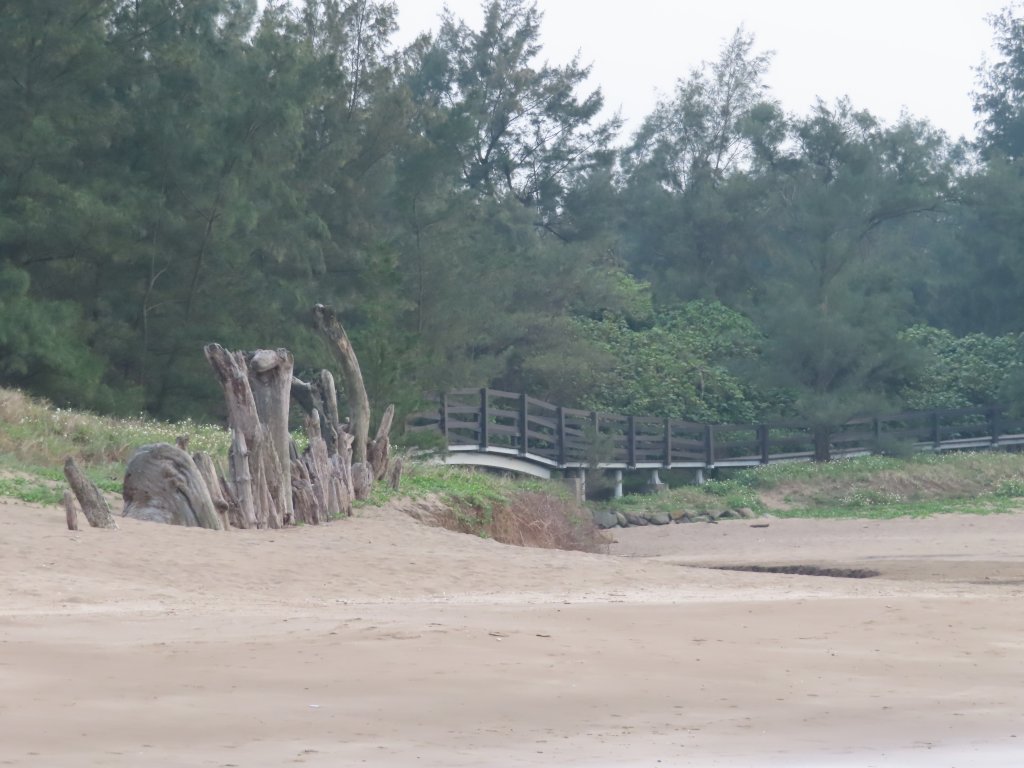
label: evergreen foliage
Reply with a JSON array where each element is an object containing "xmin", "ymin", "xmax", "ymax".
[{"xmin": 2, "ymin": 0, "xmax": 1024, "ymax": 433}]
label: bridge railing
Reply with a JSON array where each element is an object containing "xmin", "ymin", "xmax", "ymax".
[{"xmin": 405, "ymin": 390, "xmax": 1024, "ymax": 469}]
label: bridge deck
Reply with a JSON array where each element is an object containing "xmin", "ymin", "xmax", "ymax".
[{"xmin": 407, "ymin": 390, "xmax": 1024, "ymax": 474}]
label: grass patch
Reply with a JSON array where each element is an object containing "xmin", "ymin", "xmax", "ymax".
[
  {"xmin": 0, "ymin": 387, "xmax": 231, "ymax": 497},
  {"xmin": 361, "ymin": 462, "xmax": 606, "ymax": 553},
  {"xmin": 600, "ymin": 451, "xmax": 1024, "ymax": 521}
]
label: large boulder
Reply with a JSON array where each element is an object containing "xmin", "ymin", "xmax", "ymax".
[{"xmin": 591, "ymin": 508, "xmax": 620, "ymax": 529}]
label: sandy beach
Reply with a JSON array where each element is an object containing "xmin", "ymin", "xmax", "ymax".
[{"xmin": 2, "ymin": 495, "xmax": 1023, "ymax": 767}]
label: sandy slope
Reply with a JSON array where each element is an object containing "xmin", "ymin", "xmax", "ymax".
[{"xmin": 1, "ymin": 495, "xmax": 1023, "ymax": 767}]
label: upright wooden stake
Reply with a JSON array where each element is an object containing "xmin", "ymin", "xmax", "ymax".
[
  {"xmin": 63, "ymin": 457, "xmax": 117, "ymax": 529},
  {"xmin": 63, "ymin": 490, "xmax": 79, "ymax": 531},
  {"xmin": 312, "ymin": 305, "xmax": 371, "ymax": 465}
]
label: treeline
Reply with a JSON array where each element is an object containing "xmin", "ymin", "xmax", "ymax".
[{"xmin": 4, "ymin": 0, "xmax": 1024, "ymax": 430}]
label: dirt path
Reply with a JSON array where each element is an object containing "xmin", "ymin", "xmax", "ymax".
[{"xmin": 1, "ymin": 497, "xmax": 1022, "ymax": 766}]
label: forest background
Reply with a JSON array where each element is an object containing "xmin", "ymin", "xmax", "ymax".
[{"xmin": 5, "ymin": 0, "xmax": 1024, "ymax": 433}]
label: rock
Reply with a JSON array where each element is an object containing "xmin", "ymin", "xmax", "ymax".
[
  {"xmin": 673, "ymin": 510, "xmax": 697, "ymax": 523},
  {"xmin": 591, "ymin": 508, "xmax": 620, "ymax": 529},
  {"xmin": 736, "ymin": 507, "xmax": 758, "ymax": 519},
  {"xmin": 648, "ymin": 512, "xmax": 671, "ymax": 525},
  {"xmin": 624, "ymin": 512, "xmax": 649, "ymax": 526},
  {"xmin": 717, "ymin": 509, "xmax": 740, "ymax": 520},
  {"xmin": 615, "ymin": 511, "xmax": 628, "ymax": 527}
]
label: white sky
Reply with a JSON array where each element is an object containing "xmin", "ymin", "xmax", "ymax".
[{"xmin": 391, "ymin": 0, "xmax": 1008, "ymax": 142}]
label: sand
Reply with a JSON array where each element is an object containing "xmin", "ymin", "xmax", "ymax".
[{"xmin": 1, "ymin": 494, "xmax": 1023, "ymax": 767}]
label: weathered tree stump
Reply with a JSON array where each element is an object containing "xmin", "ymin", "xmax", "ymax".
[
  {"xmin": 246, "ymin": 348, "xmax": 294, "ymax": 523},
  {"xmin": 63, "ymin": 489, "xmax": 79, "ymax": 531},
  {"xmin": 123, "ymin": 444, "xmax": 222, "ymax": 529},
  {"xmin": 63, "ymin": 457, "xmax": 117, "ymax": 529},
  {"xmin": 205, "ymin": 344, "xmax": 288, "ymax": 528}
]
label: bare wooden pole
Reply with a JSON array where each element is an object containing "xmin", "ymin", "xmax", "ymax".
[
  {"xmin": 312, "ymin": 305, "xmax": 371, "ymax": 465},
  {"xmin": 368, "ymin": 404, "xmax": 395, "ymax": 481},
  {"xmin": 63, "ymin": 490, "xmax": 79, "ymax": 531},
  {"xmin": 63, "ymin": 457, "xmax": 117, "ymax": 529}
]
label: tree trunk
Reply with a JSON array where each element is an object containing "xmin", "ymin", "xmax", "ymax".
[
  {"xmin": 313, "ymin": 305, "xmax": 371, "ymax": 465},
  {"xmin": 123, "ymin": 444, "xmax": 223, "ymax": 529},
  {"xmin": 205, "ymin": 344, "xmax": 286, "ymax": 528},
  {"xmin": 204, "ymin": 344, "xmax": 261, "ymax": 447},
  {"xmin": 246, "ymin": 349, "xmax": 294, "ymax": 523},
  {"xmin": 63, "ymin": 457, "xmax": 117, "ymax": 529}
]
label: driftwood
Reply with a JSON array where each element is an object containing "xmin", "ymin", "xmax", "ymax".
[
  {"xmin": 63, "ymin": 457, "xmax": 117, "ymax": 529},
  {"xmin": 290, "ymin": 458, "xmax": 320, "ymax": 525},
  {"xmin": 368, "ymin": 403, "xmax": 395, "ymax": 481},
  {"xmin": 302, "ymin": 409, "xmax": 352, "ymax": 519},
  {"xmin": 313, "ymin": 305, "xmax": 371, "ymax": 465},
  {"xmin": 63, "ymin": 490, "xmax": 79, "ymax": 531},
  {"xmin": 205, "ymin": 344, "xmax": 286, "ymax": 528},
  {"xmin": 386, "ymin": 456, "xmax": 403, "ymax": 492},
  {"xmin": 251, "ymin": 432, "xmax": 284, "ymax": 529},
  {"xmin": 123, "ymin": 444, "xmax": 222, "ymax": 529},
  {"xmin": 246, "ymin": 348, "xmax": 294, "ymax": 523},
  {"xmin": 351, "ymin": 462, "xmax": 374, "ymax": 501},
  {"xmin": 227, "ymin": 428, "xmax": 258, "ymax": 529},
  {"xmin": 193, "ymin": 452, "xmax": 231, "ymax": 530}
]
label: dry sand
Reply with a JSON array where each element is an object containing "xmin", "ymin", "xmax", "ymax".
[{"xmin": 1, "ymin": 494, "xmax": 1023, "ymax": 767}]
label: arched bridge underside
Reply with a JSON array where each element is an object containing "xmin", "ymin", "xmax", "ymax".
[{"xmin": 408, "ymin": 389, "xmax": 1024, "ymax": 478}]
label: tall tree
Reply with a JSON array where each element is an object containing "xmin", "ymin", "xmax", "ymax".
[
  {"xmin": 409, "ymin": 0, "xmax": 617, "ymax": 233},
  {"xmin": 752, "ymin": 101, "xmax": 951, "ymax": 451},
  {"xmin": 974, "ymin": 2, "xmax": 1024, "ymax": 158},
  {"xmin": 619, "ymin": 29, "xmax": 784, "ymax": 303}
]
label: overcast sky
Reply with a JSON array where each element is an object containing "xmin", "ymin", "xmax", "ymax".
[{"xmin": 390, "ymin": 0, "xmax": 1008, "ymax": 142}]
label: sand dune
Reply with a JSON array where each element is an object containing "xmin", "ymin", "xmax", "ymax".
[{"xmin": 1, "ymin": 495, "xmax": 1023, "ymax": 766}]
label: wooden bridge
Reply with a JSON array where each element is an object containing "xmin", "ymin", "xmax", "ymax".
[{"xmin": 407, "ymin": 389, "xmax": 1024, "ymax": 483}]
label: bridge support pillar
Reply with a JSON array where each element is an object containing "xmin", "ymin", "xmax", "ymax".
[
  {"xmin": 648, "ymin": 469, "xmax": 667, "ymax": 494},
  {"xmin": 613, "ymin": 470, "xmax": 623, "ymax": 499},
  {"xmin": 562, "ymin": 470, "xmax": 586, "ymax": 503},
  {"xmin": 694, "ymin": 469, "xmax": 705, "ymax": 486}
]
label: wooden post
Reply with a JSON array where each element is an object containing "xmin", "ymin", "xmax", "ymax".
[
  {"xmin": 63, "ymin": 457, "xmax": 117, "ymax": 529},
  {"xmin": 931, "ymin": 411, "xmax": 941, "ymax": 449},
  {"xmin": 758, "ymin": 424, "xmax": 770, "ymax": 465},
  {"xmin": 368, "ymin": 404, "xmax": 395, "ymax": 480},
  {"xmin": 479, "ymin": 388, "xmax": 489, "ymax": 450},
  {"xmin": 990, "ymin": 406, "xmax": 1001, "ymax": 446},
  {"xmin": 313, "ymin": 305, "xmax": 372, "ymax": 465},
  {"xmin": 813, "ymin": 425, "xmax": 831, "ymax": 462},
  {"xmin": 519, "ymin": 393, "xmax": 529, "ymax": 455},
  {"xmin": 704, "ymin": 424, "xmax": 715, "ymax": 468},
  {"xmin": 440, "ymin": 392, "xmax": 449, "ymax": 444},
  {"xmin": 557, "ymin": 407, "xmax": 567, "ymax": 466},
  {"xmin": 627, "ymin": 415, "xmax": 636, "ymax": 467},
  {"xmin": 663, "ymin": 418, "xmax": 672, "ymax": 468},
  {"xmin": 63, "ymin": 490, "xmax": 79, "ymax": 531}
]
